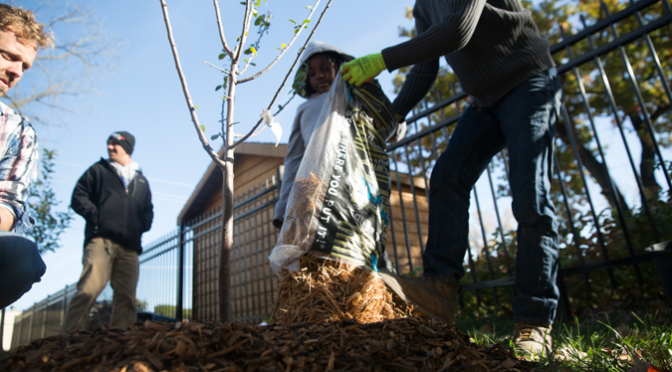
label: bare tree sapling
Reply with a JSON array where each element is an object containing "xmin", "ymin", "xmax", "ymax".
[{"xmin": 159, "ymin": 0, "xmax": 334, "ymax": 322}]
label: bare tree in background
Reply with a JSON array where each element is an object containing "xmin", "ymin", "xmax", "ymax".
[
  {"xmin": 1, "ymin": 0, "xmax": 121, "ymax": 126},
  {"xmin": 160, "ymin": 0, "xmax": 334, "ymax": 322}
]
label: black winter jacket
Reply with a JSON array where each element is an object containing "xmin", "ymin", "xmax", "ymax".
[{"xmin": 71, "ymin": 158, "xmax": 153, "ymax": 253}]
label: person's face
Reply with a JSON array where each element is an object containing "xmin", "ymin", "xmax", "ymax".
[
  {"xmin": 107, "ymin": 139, "xmax": 128, "ymax": 163},
  {"xmin": 0, "ymin": 27, "xmax": 37, "ymax": 97},
  {"xmin": 308, "ymin": 54, "xmax": 336, "ymax": 94}
]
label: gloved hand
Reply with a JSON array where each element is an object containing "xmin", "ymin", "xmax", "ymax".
[{"xmin": 341, "ymin": 53, "xmax": 386, "ymax": 87}]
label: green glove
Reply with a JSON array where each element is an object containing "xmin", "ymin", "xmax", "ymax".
[{"xmin": 341, "ymin": 53, "xmax": 386, "ymax": 87}]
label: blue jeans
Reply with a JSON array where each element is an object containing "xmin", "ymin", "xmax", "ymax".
[
  {"xmin": 0, "ymin": 231, "xmax": 46, "ymax": 308},
  {"xmin": 423, "ymin": 68, "xmax": 561, "ymax": 326}
]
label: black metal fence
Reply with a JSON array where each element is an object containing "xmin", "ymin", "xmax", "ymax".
[
  {"xmin": 7, "ymin": 0, "xmax": 672, "ymax": 350},
  {"xmin": 187, "ymin": 171, "xmax": 283, "ymax": 323},
  {"xmin": 8, "ymin": 285, "xmax": 78, "ymax": 350}
]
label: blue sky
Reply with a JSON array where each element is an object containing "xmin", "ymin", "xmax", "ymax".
[
  {"xmin": 7, "ymin": 0, "xmax": 418, "ymax": 311},
  {"xmin": 7, "ymin": 0, "xmax": 670, "ymax": 312}
]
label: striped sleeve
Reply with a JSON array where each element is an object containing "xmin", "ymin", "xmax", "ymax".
[{"xmin": 0, "ymin": 104, "xmax": 39, "ymax": 233}]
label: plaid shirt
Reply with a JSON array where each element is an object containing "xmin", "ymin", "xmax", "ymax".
[{"xmin": 0, "ymin": 101, "xmax": 38, "ymax": 234}]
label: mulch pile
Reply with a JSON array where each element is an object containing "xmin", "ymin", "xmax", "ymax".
[
  {"xmin": 1, "ymin": 317, "xmax": 534, "ymax": 372},
  {"xmin": 271, "ymin": 255, "xmax": 410, "ymax": 325}
]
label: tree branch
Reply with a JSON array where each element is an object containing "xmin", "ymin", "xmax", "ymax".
[
  {"xmin": 235, "ymin": 0, "xmax": 255, "ymax": 63},
  {"xmin": 650, "ymin": 102, "xmax": 671, "ymax": 122},
  {"xmin": 237, "ymin": 0, "xmax": 320, "ymax": 84},
  {"xmin": 213, "ymin": 0, "xmax": 235, "ymax": 59},
  {"xmin": 238, "ymin": 54, "xmax": 257, "ymax": 75},
  {"xmin": 230, "ymin": 0, "xmax": 334, "ymax": 148},
  {"xmin": 205, "ymin": 61, "xmax": 230, "ymax": 74},
  {"xmin": 159, "ymin": 0, "xmax": 225, "ymax": 169}
]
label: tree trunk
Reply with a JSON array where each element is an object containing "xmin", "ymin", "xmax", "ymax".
[
  {"xmin": 556, "ymin": 122, "xmax": 630, "ymax": 213},
  {"xmin": 219, "ymin": 156, "xmax": 234, "ymax": 322},
  {"xmin": 629, "ymin": 112, "xmax": 661, "ymax": 203},
  {"xmin": 219, "ymin": 66, "xmax": 237, "ymax": 323}
]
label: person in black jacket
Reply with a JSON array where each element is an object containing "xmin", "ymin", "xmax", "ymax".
[{"xmin": 60, "ymin": 131, "xmax": 153, "ymax": 332}]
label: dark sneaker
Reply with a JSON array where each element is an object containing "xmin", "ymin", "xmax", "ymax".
[
  {"xmin": 513, "ymin": 323, "xmax": 553, "ymax": 357},
  {"xmin": 378, "ymin": 269, "xmax": 462, "ymax": 324}
]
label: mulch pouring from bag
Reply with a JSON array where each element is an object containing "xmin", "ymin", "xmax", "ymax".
[
  {"xmin": 271, "ymin": 254, "xmax": 409, "ymax": 325},
  {"xmin": 1, "ymin": 317, "xmax": 533, "ymax": 372}
]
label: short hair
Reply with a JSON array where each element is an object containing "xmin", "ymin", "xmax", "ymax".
[
  {"xmin": 304, "ymin": 51, "xmax": 346, "ymax": 98},
  {"xmin": 0, "ymin": 4, "xmax": 53, "ymax": 49}
]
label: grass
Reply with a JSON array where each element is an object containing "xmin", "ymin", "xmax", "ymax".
[{"xmin": 457, "ymin": 309, "xmax": 672, "ymax": 371}]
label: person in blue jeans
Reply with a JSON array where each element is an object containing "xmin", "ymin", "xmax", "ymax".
[
  {"xmin": 341, "ymin": 0, "xmax": 561, "ymax": 357},
  {"xmin": 0, "ymin": 4, "xmax": 53, "ymax": 309}
]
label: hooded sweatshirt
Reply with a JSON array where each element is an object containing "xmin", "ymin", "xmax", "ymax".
[
  {"xmin": 273, "ymin": 41, "xmax": 354, "ymax": 226},
  {"xmin": 71, "ymin": 158, "xmax": 153, "ymax": 253}
]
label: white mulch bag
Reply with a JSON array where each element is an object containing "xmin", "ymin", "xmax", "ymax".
[{"xmin": 269, "ymin": 73, "xmax": 398, "ymax": 275}]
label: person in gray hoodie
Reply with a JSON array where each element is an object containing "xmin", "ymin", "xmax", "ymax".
[
  {"xmin": 272, "ymin": 41, "xmax": 403, "ymax": 273},
  {"xmin": 272, "ymin": 41, "xmax": 353, "ymax": 229}
]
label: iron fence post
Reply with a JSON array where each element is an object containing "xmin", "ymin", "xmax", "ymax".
[
  {"xmin": 27, "ymin": 304, "xmax": 35, "ymax": 345},
  {"xmin": 0, "ymin": 307, "xmax": 5, "ymax": 351},
  {"xmin": 41, "ymin": 295, "xmax": 49, "ymax": 338},
  {"xmin": 60, "ymin": 284, "xmax": 68, "ymax": 330},
  {"xmin": 177, "ymin": 223, "xmax": 184, "ymax": 320}
]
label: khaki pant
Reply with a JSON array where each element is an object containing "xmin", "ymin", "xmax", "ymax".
[{"xmin": 60, "ymin": 237, "xmax": 139, "ymax": 333}]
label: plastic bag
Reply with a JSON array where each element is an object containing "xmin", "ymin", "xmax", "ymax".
[{"xmin": 269, "ymin": 73, "xmax": 397, "ymax": 275}]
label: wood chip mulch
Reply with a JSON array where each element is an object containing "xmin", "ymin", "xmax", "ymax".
[
  {"xmin": 271, "ymin": 254, "xmax": 410, "ymax": 325},
  {"xmin": 1, "ymin": 317, "xmax": 534, "ymax": 372}
]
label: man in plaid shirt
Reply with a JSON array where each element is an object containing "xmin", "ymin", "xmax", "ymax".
[{"xmin": 0, "ymin": 4, "xmax": 54, "ymax": 309}]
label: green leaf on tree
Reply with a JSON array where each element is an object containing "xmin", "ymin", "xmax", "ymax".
[
  {"xmin": 215, "ymin": 85, "xmax": 222, "ymax": 91},
  {"xmin": 288, "ymin": 19, "xmax": 297, "ymax": 24},
  {"xmin": 211, "ymin": 133, "xmax": 221, "ymax": 140},
  {"xmin": 201, "ymin": 124, "xmax": 205, "ymax": 133},
  {"xmin": 218, "ymin": 53, "xmax": 226, "ymax": 60},
  {"xmin": 27, "ymin": 149, "xmax": 74, "ymax": 254},
  {"xmin": 303, "ymin": 19, "xmax": 311, "ymax": 24}
]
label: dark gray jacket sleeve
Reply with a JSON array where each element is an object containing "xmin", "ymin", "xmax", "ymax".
[
  {"xmin": 273, "ymin": 112, "xmax": 306, "ymax": 226},
  {"xmin": 382, "ymin": 0, "xmax": 487, "ymax": 71},
  {"xmin": 390, "ymin": 6, "xmax": 440, "ymax": 118}
]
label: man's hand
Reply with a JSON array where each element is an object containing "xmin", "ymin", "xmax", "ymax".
[
  {"xmin": 341, "ymin": 53, "xmax": 386, "ymax": 87},
  {"xmin": 0, "ymin": 207, "xmax": 15, "ymax": 231}
]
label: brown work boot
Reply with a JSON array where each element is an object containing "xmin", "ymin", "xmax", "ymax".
[
  {"xmin": 513, "ymin": 322, "xmax": 553, "ymax": 358},
  {"xmin": 378, "ymin": 270, "xmax": 462, "ymax": 324}
]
